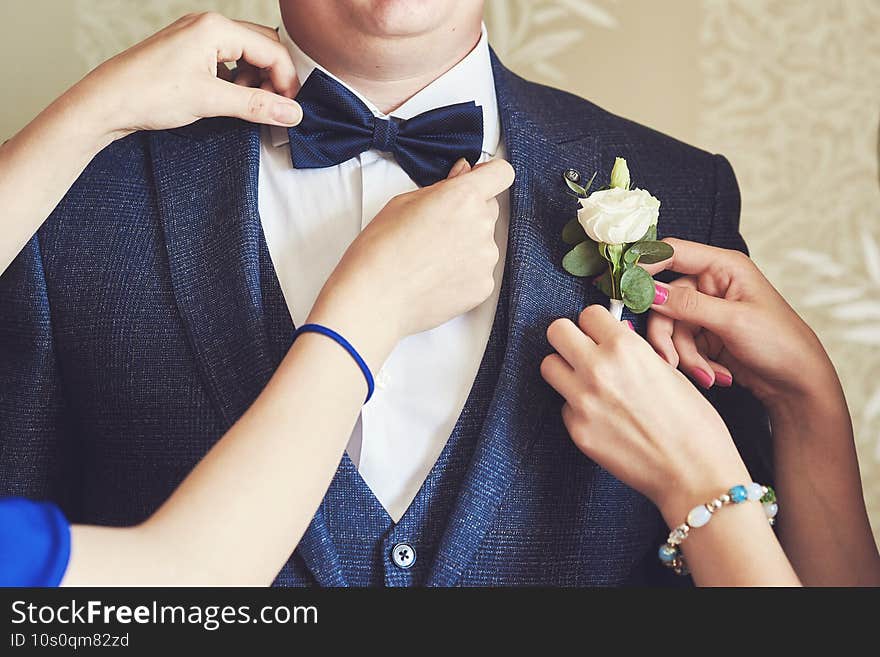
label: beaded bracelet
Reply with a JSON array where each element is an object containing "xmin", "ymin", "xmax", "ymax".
[{"xmin": 658, "ymin": 483, "xmax": 778, "ymax": 576}]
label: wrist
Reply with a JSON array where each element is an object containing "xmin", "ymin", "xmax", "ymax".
[
  {"xmin": 761, "ymin": 338, "xmax": 842, "ymax": 416},
  {"xmin": 309, "ymin": 275, "xmax": 401, "ymax": 373},
  {"xmin": 766, "ymin": 370, "xmax": 849, "ymax": 435},
  {"xmin": 656, "ymin": 464, "xmax": 752, "ymax": 530},
  {"xmin": 61, "ymin": 67, "xmax": 135, "ymax": 149}
]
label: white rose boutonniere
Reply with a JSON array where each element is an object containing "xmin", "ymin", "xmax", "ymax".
[
  {"xmin": 561, "ymin": 157, "xmax": 673, "ymax": 316},
  {"xmin": 578, "ymin": 187, "xmax": 660, "ymax": 244}
]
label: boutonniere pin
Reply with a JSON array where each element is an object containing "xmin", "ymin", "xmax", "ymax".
[{"xmin": 561, "ymin": 157, "xmax": 673, "ymax": 319}]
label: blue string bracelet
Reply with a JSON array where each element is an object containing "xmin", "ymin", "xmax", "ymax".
[{"xmin": 292, "ymin": 323, "xmax": 375, "ymax": 403}]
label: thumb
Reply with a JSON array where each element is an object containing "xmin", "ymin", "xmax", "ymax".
[
  {"xmin": 446, "ymin": 158, "xmax": 472, "ymax": 179},
  {"xmin": 452, "ymin": 158, "xmax": 515, "ymax": 199},
  {"xmin": 203, "ymin": 80, "xmax": 303, "ymax": 126},
  {"xmin": 651, "ymin": 281, "xmax": 732, "ymax": 334}
]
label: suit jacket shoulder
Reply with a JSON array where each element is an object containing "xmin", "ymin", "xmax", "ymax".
[
  {"xmin": 36, "ymin": 131, "xmax": 153, "ymax": 248},
  {"xmin": 33, "ymin": 118, "xmax": 253, "ymax": 282},
  {"xmin": 492, "ymin": 61, "xmax": 741, "ymax": 249},
  {"xmin": 499, "ymin": 65, "xmax": 722, "ymax": 171}
]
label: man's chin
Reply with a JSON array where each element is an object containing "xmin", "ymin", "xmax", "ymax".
[{"xmin": 345, "ymin": 0, "xmax": 477, "ymax": 38}]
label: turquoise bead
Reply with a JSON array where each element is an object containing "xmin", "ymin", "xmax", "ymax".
[
  {"xmin": 658, "ymin": 544, "xmax": 678, "ymax": 563},
  {"xmin": 729, "ymin": 485, "xmax": 748, "ymax": 503}
]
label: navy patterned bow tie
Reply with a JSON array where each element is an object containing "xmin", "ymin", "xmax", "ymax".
[{"xmin": 288, "ymin": 69, "xmax": 484, "ymax": 187}]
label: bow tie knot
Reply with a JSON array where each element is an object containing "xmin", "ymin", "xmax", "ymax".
[
  {"xmin": 371, "ymin": 117, "xmax": 400, "ymax": 153},
  {"xmin": 288, "ymin": 69, "xmax": 484, "ymax": 187}
]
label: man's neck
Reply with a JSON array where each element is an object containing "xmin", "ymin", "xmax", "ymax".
[{"xmin": 282, "ymin": 16, "xmax": 482, "ymax": 114}]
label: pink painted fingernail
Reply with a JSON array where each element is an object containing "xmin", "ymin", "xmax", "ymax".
[
  {"xmin": 691, "ymin": 368, "xmax": 714, "ymax": 389},
  {"xmin": 715, "ymin": 372, "xmax": 733, "ymax": 387},
  {"xmin": 625, "ymin": 320, "xmax": 634, "ymax": 331},
  {"xmin": 653, "ymin": 284, "xmax": 669, "ymax": 305}
]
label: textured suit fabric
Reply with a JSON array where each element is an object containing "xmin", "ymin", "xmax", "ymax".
[
  {"xmin": 296, "ymin": 302, "xmax": 506, "ymax": 587},
  {"xmin": 0, "ymin": 52, "xmax": 772, "ymax": 586}
]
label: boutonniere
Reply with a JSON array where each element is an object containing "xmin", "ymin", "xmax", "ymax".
[{"xmin": 560, "ymin": 157, "xmax": 673, "ymax": 319}]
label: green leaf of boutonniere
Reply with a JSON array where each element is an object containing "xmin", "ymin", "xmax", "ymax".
[
  {"xmin": 564, "ymin": 177, "xmax": 588, "ymax": 197},
  {"xmin": 562, "ymin": 240, "xmax": 605, "ymax": 277},
  {"xmin": 620, "ymin": 265, "xmax": 655, "ymax": 313},
  {"xmin": 593, "ymin": 271, "xmax": 614, "ymax": 298},
  {"xmin": 624, "ymin": 240, "xmax": 674, "ymax": 266},
  {"xmin": 562, "ymin": 171, "xmax": 597, "ymax": 198},
  {"xmin": 561, "ymin": 218, "xmax": 588, "ymax": 245},
  {"xmin": 635, "ymin": 224, "xmax": 658, "ymax": 243}
]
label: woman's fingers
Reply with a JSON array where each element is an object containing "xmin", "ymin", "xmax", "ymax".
[
  {"xmin": 446, "ymin": 158, "xmax": 472, "ymax": 179},
  {"xmin": 540, "ymin": 353, "xmax": 581, "ymax": 401},
  {"xmin": 202, "ymin": 79, "xmax": 302, "ymax": 126},
  {"xmin": 546, "ymin": 318, "xmax": 595, "ymax": 371},
  {"xmin": 696, "ymin": 332, "xmax": 733, "ymax": 387},
  {"xmin": 231, "ymin": 62, "xmax": 263, "ymax": 88},
  {"xmin": 577, "ymin": 304, "xmax": 624, "ymax": 345},
  {"xmin": 651, "ymin": 280, "xmax": 732, "ymax": 335},
  {"xmin": 229, "ymin": 21, "xmax": 284, "ymax": 93},
  {"xmin": 648, "ymin": 275, "xmax": 697, "ymax": 367},
  {"xmin": 648, "ymin": 276, "xmax": 734, "ymax": 387},
  {"xmin": 232, "ymin": 20, "xmax": 282, "ymax": 42},
  {"xmin": 206, "ymin": 14, "xmax": 298, "ymax": 97},
  {"xmin": 449, "ymin": 158, "xmax": 515, "ymax": 200},
  {"xmin": 182, "ymin": 13, "xmax": 302, "ymax": 125},
  {"xmin": 647, "ymin": 311, "xmax": 678, "ymax": 366},
  {"xmin": 714, "ymin": 345, "xmax": 748, "ymax": 385},
  {"xmin": 671, "ymin": 322, "xmax": 717, "ymax": 389}
]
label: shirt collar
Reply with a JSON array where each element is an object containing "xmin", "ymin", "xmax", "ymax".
[{"xmin": 270, "ymin": 22, "xmax": 500, "ymax": 156}]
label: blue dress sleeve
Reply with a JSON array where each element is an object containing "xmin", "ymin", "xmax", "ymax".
[{"xmin": 0, "ymin": 497, "xmax": 71, "ymax": 587}]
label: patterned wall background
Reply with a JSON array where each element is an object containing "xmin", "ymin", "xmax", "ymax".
[{"xmin": 1, "ymin": 0, "xmax": 878, "ymax": 542}]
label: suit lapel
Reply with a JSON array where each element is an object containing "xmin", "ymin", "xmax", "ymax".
[
  {"xmin": 149, "ymin": 119, "xmax": 276, "ymax": 427},
  {"xmin": 151, "ymin": 118, "xmax": 348, "ymax": 586},
  {"xmin": 428, "ymin": 56, "xmax": 607, "ymax": 586}
]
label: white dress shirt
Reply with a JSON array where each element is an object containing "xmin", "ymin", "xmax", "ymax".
[{"xmin": 258, "ymin": 23, "xmax": 509, "ymax": 522}]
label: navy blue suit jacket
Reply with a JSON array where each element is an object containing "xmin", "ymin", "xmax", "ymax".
[{"xmin": 0, "ymin": 54, "xmax": 772, "ymax": 585}]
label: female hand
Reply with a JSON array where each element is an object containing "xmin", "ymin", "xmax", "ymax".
[
  {"xmin": 0, "ymin": 12, "xmax": 305, "ymax": 276},
  {"xmin": 540, "ymin": 305, "xmax": 751, "ymax": 525},
  {"xmin": 638, "ymin": 241, "xmax": 878, "ymax": 586},
  {"xmin": 310, "ymin": 158, "xmax": 515, "ymax": 366},
  {"xmin": 643, "ymin": 238, "xmax": 841, "ymax": 413},
  {"xmin": 71, "ymin": 12, "xmax": 303, "ymax": 140}
]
